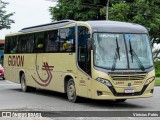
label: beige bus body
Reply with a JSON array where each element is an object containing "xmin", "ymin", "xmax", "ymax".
[{"xmin": 4, "ymin": 20, "xmax": 155, "ymax": 101}]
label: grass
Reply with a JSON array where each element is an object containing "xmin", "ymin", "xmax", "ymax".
[
  {"xmin": 155, "ymin": 70, "xmax": 160, "ymax": 77},
  {"xmin": 155, "ymin": 62, "xmax": 160, "ymax": 77},
  {"xmin": 154, "ymin": 62, "xmax": 160, "ymax": 86},
  {"xmin": 155, "ymin": 79, "xmax": 160, "ymax": 86}
]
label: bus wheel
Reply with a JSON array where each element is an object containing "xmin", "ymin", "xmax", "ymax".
[
  {"xmin": 67, "ymin": 79, "xmax": 78, "ymax": 103},
  {"xmin": 2, "ymin": 77, "xmax": 5, "ymax": 80},
  {"xmin": 21, "ymin": 73, "xmax": 31, "ymax": 92},
  {"xmin": 115, "ymin": 99, "xmax": 126, "ymax": 102}
]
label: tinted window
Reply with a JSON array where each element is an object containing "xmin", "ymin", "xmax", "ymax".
[
  {"xmin": 77, "ymin": 26, "xmax": 91, "ymax": 75},
  {"xmin": 5, "ymin": 36, "xmax": 18, "ymax": 54},
  {"xmin": 35, "ymin": 33, "xmax": 45, "ymax": 53},
  {"xmin": 46, "ymin": 30, "xmax": 59, "ymax": 52},
  {"xmin": 78, "ymin": 26, "xmax": 90, "ymax": 47},
  {"xmin": 59, "ymin": 27, "xmax": 75, "ymax": 52},
  {"xmin": 4, "ymin": 37, "xmax": 10, "ymax": 54},
  {"xmin": 10, "ymin": 36, "xmax": 18, "ymax": 54},
  {"xmin": 26, "ymin": 35, "xmax": 34, "ymax": 53},
  {"xmin": 18, "ymin": 36, "xmax": 27, "ymax": 53}
]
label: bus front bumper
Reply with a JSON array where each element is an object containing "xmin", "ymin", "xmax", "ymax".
[{"xmin": 91, "ymin": 80, "xmax": 154, "ymax": 100}]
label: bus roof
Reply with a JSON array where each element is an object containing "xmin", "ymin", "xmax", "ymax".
[
  {"xmin": 19, "ymin": 20, "xmax": 75, "ymax": 33},
  {"xmin": 86, "ymin": 20, "xmax": 148, "ymax": 34},
  {"xmin": 6, "ymin": 20, "xmax": 148, "ymax": 37}
]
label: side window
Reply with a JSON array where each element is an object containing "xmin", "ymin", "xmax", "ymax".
[
  {"xmin": 10, "ymin": 36, "xmax": 18, "ymax": 54},
  {"xmin": 78, "ymin": 26, "xmax": 90, "ymax": 62},
  {"xmin": 18, "ymin": 36, "xmax": 27, "ymax": 53},
  {"xmin": 59, "ymin": 27, "xmax": 75, "ymax": 52},
  {"xmin": 78, "ymin": 26, "xmax": 90, "ymax": 47},
  {"xmin": 5, "ymin": 36, "xmax": 18, "ymax": 54},
  {"xmin": 46, "ymin": 30, "xmax": 59, "ymax": 52},
  {"xmin": 35, "ymin": 33, "xmax": 45, "ymax": 53},
  {"xmin": 4, "ymin": 37, "xmax": 10, "ymax": 54},
  {"xmin": 26, "ymin": 35, "xmax": 34, "ymax": 53},
  {"xmin": 77, "ymin": 26, "xmax": 91, "ymax": 75}
]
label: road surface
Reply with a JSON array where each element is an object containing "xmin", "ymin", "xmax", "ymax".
[{"xmin": 0, "ymin": 79, "xmax": 160, "ymax": 119}]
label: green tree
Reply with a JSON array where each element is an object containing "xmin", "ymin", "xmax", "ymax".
[
  {"xmin": 0, "ymin": 0, "xmax": 14, "ymax": 30},
  {"xmin": 100, "ymin": 0, "xmax": 160, "ymax": 43},
  {"xmin": 50, "ymin": 0, "xmax": 106, "ymax": 21},
  {"xmin": 50, "ymin": 0, "xmax": 160, "ymax": 43}
]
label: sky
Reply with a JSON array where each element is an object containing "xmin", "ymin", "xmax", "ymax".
[{"xmin": 0, "ymin": 0, "xmax": 57, "ymax": 39}]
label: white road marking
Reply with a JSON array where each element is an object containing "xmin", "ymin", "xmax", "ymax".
[
  {"xmin": 0, "ymin": 80, "xmax": 20, "ymax": 85},
  {"xmin": 128, "ymin": 117, "xmax": 135, "ymax": 120},
  {"xmin": 5, "ymin": 80, "xmax": 18, "ymax": 84},
  {"xmin": 0, "ymin": 84, "xmax": 20, "ymax": 86}
]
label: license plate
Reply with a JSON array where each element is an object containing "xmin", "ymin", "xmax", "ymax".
[{"xmin": 125, "ymin": 88, "xmax": 134, "ymax": 93}]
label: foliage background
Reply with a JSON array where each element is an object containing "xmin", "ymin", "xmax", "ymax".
[
  {"xmin": 154, "ymin": 62, "xmax": 160, "ymax": 77},
  {"xmin": 50, "ymin": 0, "xmax": 160, "ymax": 43},
  {"xmin": 1, "ymin": 0, "xmax": 160, "ymax": 77},
  {"xmin": 0, "ymin": 0, "xmax": 14, "ymax": 30},
  {"xmin": 50, "ymin": 0, "xmax": 160, "ymax": 77}
]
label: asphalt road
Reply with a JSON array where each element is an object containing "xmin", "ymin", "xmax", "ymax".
[{"xmin": 0, "ymin": 79, "xmax": 160, "ymax": 120}]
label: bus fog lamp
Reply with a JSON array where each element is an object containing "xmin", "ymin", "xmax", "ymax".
[{"xmin": 96, "ymin": 78, "xmax": 112, "ymax": 87}]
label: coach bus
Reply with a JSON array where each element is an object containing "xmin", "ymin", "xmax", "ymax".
[{"xmin": 4, "ymin": 20, "xmax": 155, "ymax": 102}]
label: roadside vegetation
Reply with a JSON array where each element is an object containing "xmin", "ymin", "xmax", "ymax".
[
  {"xmin": 155, "ymin": 79, "xmax": 160, "ymax": 86},
  {"xmin": 0, "ymin": 0, "xmax": 14, "ymax": 30},
  {"xmin": 50, "ymin": 0, "xmax": 160, "ymax": 48},
  {"xmin": 154, "ymin": 61, "xmax": 160, "ymax": 86},
  {"xmin": 50, "ymin": 1, "xmax": 160, "ymax": 86}
]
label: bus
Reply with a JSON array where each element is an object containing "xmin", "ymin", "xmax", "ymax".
[{"xmin": 4, "ymin": 20, "xmax": 155, "ymax": 102}]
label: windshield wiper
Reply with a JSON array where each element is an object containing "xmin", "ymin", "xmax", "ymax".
[
  {"xmin": 129, "ymin": 39, "xmax": 145, "ymax": 71},
  {"xmin": 112, "ymin": 38, "xmax": 120, "ymax": 71}
]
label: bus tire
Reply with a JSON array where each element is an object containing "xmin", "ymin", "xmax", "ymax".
[
  {"xmin": 21, "ymin": 73, "xmax": 32, "ymax": 92},
  {"xmin": 67, "ymin": 79, "xmax": 78, "ymax": 103},
  {"xmin": 2, "ymin": 77, "xmax": 5, "ymax": 80},
  {"xmin": 115, "ymin": 99, "xmax": 126, "ymax": 102}
]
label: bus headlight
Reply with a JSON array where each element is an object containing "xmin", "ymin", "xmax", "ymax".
[
  {"xmin": 145, "ymin": 76, "xmax": 155, "ymax": 85},
  {"xmin": 96, "ymin": 78, "xmax": 112, "ymax": 87}
]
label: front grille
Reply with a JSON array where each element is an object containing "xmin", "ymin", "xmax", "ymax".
[
  {"xmin": 108, "ymin": 85, "xmax": 148, "ymax": 97},
  {"xmin": 109, "ymin": 74, "xmax": 146, "ymax": 81}
]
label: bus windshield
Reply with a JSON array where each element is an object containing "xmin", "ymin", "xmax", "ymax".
[{"xmin": 93, "ymin": 33, "xmax": 153, "ymax": 70}]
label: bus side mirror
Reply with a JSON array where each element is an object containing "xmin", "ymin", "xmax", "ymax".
[
  {"xmin": 37, "ymin": 44, "xmax": 43, "ymax": 49},
  {"xmin": 87, "ymin": 38, "xmax": 93, "ymax": 50}
]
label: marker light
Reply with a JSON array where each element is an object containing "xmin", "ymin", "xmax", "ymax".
[
  {"xmin": 96, "ymin": 78, "xmax": 112, "ymax": 87},
  {"xmin": 145, "ymin": 76, "xmax": 155, "ymax": 85}
]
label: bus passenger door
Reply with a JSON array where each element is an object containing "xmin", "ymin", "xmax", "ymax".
[{"xmin": 77, "ymin": 26, "xmax": 91, "ymax": 98}]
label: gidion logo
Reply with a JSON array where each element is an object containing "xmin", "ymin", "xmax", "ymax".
[{"xmin": 8, "ymin": 55, "xmax": 24, "ymax": 67}]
